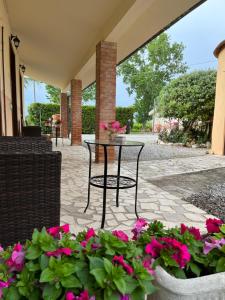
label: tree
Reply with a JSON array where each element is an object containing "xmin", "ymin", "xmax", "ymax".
[
  {"xmin": 45, "ymin": 85, "xmax": 61, "ymax": 104},
  {"xmin": 159, "ymin": 70, "xmax": 216, "ymax": 130},
  {"xmin": 117, "ymin": 32, "xmax": 187, "ymax": 126},
  {"xmin": 82, "ymin": 83, "xmax": 96, "ymax": 102}
]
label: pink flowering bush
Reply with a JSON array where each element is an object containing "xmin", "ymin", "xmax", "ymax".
[
  {"xmin": 0, "ymin": 226, "xmax": 154, "ymax": 299},
  {"xmin": 0, "ymin": 218, "xmax": 224, "ymax": 299}
]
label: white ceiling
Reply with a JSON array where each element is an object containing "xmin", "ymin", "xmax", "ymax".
[{"xmin": 5, "ymin": 0, "xmax": 204, "ymax": 90}]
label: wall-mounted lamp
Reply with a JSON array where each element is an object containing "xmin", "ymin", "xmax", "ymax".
[
  {"xmin": 19, "ymin": 64, "xmax": 26, "ymax": 73},
  {"xmin": 11, "ymin": 34, "xmax": 20, "ymax": 49}
]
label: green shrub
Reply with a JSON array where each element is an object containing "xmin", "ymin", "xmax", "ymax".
[
  {"xmin": 27, "ymin": 103, "xmax": 60, "ymax": 132},
  {"xmin": 27, "ymin": 103, "xmax": 134, "ymax": 134},
  {"xmin": 132, "ymin": 123, "xmax": 142, "ymax": 132}
]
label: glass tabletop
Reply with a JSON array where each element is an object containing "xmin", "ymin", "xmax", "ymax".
[{"xmin": 84, "ymin": 139, "xmax": 144, "ymax": 147}]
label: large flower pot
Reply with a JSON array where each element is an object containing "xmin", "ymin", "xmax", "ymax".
[{"xmin": 147, "ymin": 266, "xmax": 225, "ymax": 300}]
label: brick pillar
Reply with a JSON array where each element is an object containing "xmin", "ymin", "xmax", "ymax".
[
  {"xmin": 95, "ymin": 41, "xmax": 117, "ymax": 162},
  {"xmin": 60, "ymin": 92, "xmax": 68, "ymax": 138},
  {"xmin": 71, "ymin": 79, "xmax": 82, "ymax": 145}
]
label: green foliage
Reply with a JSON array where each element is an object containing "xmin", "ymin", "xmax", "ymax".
[
  {"xmin": 159, "ymin": 70, "xmax": 216, "ymax": 125},
  {"xmin": 82, "ymin": 106, "xmax": 135, "ymax": 134},
  {"xmin": 27, "ymin": 102, "xmax": 60, "ymax": 132},
  {"xmin": 132, "ymin": 123, "xmax": 142, "ymax": 132},
  {"xmin": 118, "ymin": 32, "xmax": 187, "ymax": 125},
  {"xmin": 45, "ymin": 85, "xmax": 61, "ymax": 104},
  {"xmin": 83, "ymin": 83, "xmax": 96, "ymax": 102}
]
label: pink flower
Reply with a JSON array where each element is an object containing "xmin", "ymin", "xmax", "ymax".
[
  {"xmin": 0, "ymin": 281, "xmax": 10, "ymax": 299},
  {"xmin": 145, "ymin": 239, "xmax": 163, "ymax": 258},
  {"xmin": 112, "ymin": 230, "xmax": 129, "ymax": 242},
  {"xmin": 100, "ymin": 122, "xmax": 108, "ymax": 130},
  {"xmin": 113, "ymin": 255, "xmax": 134, "ymax": 275},
  {"xmin": 180, "ymin": 224, "xmax": 201, "ymax": 240},
  {"xmin": 80, "ymin": 241, "xmax": 87, "ymax": 248},
  {"xmin": 111, "ymin": 121, "xmax": 121, "ymax": 130},
  {"xmin": 132, "ymin": 218, "xmax": 148, "ymax": 240},
  {"xmin": 120, "ymin": 295, "xmax": 130, "ymax": 300},
  {"xmin": 47, "ymin": 224, "xmax": 70, "ymax": 238},
  {"xmin": 0, "ymin": 246, "xmax": 3, "ymax": 252},
  {"xmin": 85, "ymin": 228, "xmax": 95, "ymax": 241},
  {"xmin": 203, "ymin": 238, "xmax": 225, "ymax": 254},
  {"xmin": 6, "ymin": 243, "xmax": 25, "ymax": 272},
  {"xmin": 142, "ymin": 258, "xmax": 155, "ymax": 275},
  {"xmin": 46, "ymin": 248, "xmax": 72, "ymax": 257},
  {"xmin": 206, "ymin": 218, "xmax": 223, "ymax": 233},
  {"xmin": 66, "ymin": 291, "xmax": 75, "ymax": 300},
  {"xmin": 118, "ymin": 126, "xmax": 127, "ymax": 134},
  {"xmin": 160, "ymin": 237, "xmax": 191, "ymax": 268}
]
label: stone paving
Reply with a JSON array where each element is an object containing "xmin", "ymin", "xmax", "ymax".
[{"xmin": 55, "ymin": 139, "xmax": 225, "ymax": 235}]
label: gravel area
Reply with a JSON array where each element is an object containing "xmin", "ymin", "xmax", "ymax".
[{"xmin": 183, "ymin": 184, "xmax": 225, "ymax": 221}]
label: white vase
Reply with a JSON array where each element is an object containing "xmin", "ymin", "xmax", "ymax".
[{"xmin": 147, "ymin": 266, "xmax": 225, "ymax": 300}]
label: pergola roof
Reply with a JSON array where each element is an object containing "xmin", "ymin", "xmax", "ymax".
[{"xmin": 5, "ymin": 0, "xmax": 204, "ymax": 90}]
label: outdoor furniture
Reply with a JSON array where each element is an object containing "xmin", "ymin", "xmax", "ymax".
[
  {"xmin": 0, "ymin": 136, "xmax": 52, "ymax": 152},
  {"xmin": 0, "ymin": 151, "xmax": 61, "ymax": 247},
  {"xmin": 22, "ymin": 126, "xmax": 42, "ymax": 137},
  {"xmin": 84, "ymin": 139, "xmax": 144, "ymax": 228}
]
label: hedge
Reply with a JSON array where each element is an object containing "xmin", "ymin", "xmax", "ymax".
[{"xmin": 27, "ymin": 103, "xmax": 134, "ymax": 134}]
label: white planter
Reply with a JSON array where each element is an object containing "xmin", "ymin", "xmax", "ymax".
[{"xmin": 147, "ymin": 266, "xmax": 225, "ymax": 300}]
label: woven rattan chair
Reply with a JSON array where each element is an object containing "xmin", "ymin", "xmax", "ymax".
[
  {"xmin": 22, "ymin": 126, "xmax": 42, "ymax": 137},
  {"xmin": 0, "ymin": 152, "xmax": 61, "ymax": 247},
  {"xmin": 0, "ymin": 136, "xmax": 52, "ymax": 152}
]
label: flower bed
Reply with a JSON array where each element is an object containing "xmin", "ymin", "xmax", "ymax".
[{"xmin": 0, "ymin": 218, "xmax": 224, "ymax": 299}]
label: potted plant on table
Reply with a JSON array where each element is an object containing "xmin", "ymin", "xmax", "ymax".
[{"xmin": 100, "ymin": 121, "xmax": 126, "ymax": 142}]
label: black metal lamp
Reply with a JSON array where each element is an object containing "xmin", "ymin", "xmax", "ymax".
[
  {"xmin": 11, "ymin": 35, "xmax": 20, "ymax": 49},
  {"xmin": 19, "ymin": 64, "xmax": 26, "ymax": 73}
]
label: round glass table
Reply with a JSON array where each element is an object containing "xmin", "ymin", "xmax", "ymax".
[{"xmin": 84, "ymin": 139, "xmax": 144, "ymax": 228}]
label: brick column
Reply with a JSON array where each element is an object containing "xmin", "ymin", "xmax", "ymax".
[
  {"xmin": 95, "ymin": 41, "xmax": 117, "ymax": 162},
  {"xmin": 71, "ymin": 79, "xmax": 82, "ymax": 145},
  {"xmin": 60, "ymin": 92, "xmax": 68, "ymax": 138}
]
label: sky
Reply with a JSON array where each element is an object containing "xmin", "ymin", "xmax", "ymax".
[{"xmin": 24, "ymin": 0, "xmax": 225, "ymax": 114}]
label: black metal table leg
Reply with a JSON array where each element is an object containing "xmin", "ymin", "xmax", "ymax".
[
  {"xmin": 84, "ymin": 143, "xmax": 92, "ymax": 213},
  {"xmin": 55, "ymin": 127, "xmax": 58, "ymax": 147},
  {"xmin": 101, "ymin": 145, "xmax": 108, "ymax": 229},
  {"xmin": 116, "ymin": 145, "xmax": 122, "ymax": 207},
  {"xmin": 135, "ymin": 145, "xmax": 144, "ymax": 218}
]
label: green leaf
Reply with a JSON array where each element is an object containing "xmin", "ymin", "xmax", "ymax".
[
  {"xmin": 40, "ymin": 268, "xmax": 55, "ymax": 283},
  {"xmin": 88, "ymin": 256, "xmax": 104, "ymax": 270},
  {"xmin": 139, "ymin": 280, "xmax": 156, "ymax": 295},
  {"xmin": 216, "ymin": 257, "xmax": 225, "ymax": 272},
  {"xmin": 103, "ymin": 258, "xmax": 113, "ymax": 274},
  {"xmin": 113, "ymin": 277, "xmax": 126, "ymax": 295},
  {"xmin": 173, "ymin": 268, "xmax": 187, "ymax": 279},
  {"xmin": 189, "ymin": 262, "xmax": 201, "ymax": 277},
  {"xmin": 61, "ymin": 275, "xmax": 81, "ymax": 288},
  {"xmin": 26, "ymin": 261, "xmax": 40, "ymax": 272},
  {"xmin": 131, "ymin": 287, "xmax": 145, "ymax": 300},
  {"xmin": 60, "ymin": 263, "xmax": 76, "ymax": 277},
  {"xmin": 90, "ymin": 268, "xmax": 106, "ymax": 288},
  {"xmin": 5, "ymin": 287, "xmax": 20, "ymax": 300},
  {"xmin": 40, "ymin": 254, "xmax": 49, "ymax": 270},
  {"xmin": 43, "ymin": 284, "xmax": 62, "ymax": 300},
  {"xmin": 32, "ymin": 229, "xmax": 40, "ymax": 244},
  {"xmin": 26, "ymin": 245, "xmax": 42, "ymax": 260},
  {"xmin": 220, "ymin": 224, "xmax": 225, "ymax": 234}
]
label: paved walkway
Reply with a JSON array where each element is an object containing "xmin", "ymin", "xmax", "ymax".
[{"xmin": 55, "ymin": 139, "xmax": 225, "ymax": 235}]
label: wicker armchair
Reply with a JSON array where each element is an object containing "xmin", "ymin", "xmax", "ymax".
[
  {"xmin": 0, "ymin": 152, "xmax": 61, "ymax": 247},
  {"xmin": 22, "ymin": 126, "xmax": 42, "ymax": 137},
  {"xmin": 0, "ymin": 136, "xmax": 52, "ymax": 152}
]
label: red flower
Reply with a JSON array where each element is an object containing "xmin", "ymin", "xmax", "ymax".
[
  {"xmin": 85, "ymin": 228, "xmax": 95, "ymax": 241},
  {"xmin": 47, "ymin": 224, "xmax": 70, "ymax": 238},
  {"xmin": 206, "ymin": 218, "xmax": 223, "ymax": 233},
  {"xmin": 46, "ymin": 248, "xmax": 72, "ymax": 257},
  {"xmin": 145, "ymin": 239, "xmax": 163, "ymax": 258},
  {"xmin": 113, "ymin": 255, "xmax": 134, "ymax": 275},
  {"xmin": 112, "ymin": 230, "xmax": 129, "ymax": 242},
  {"xmin": 180, "ymin": 224, "xmax": 201, "ymax": 240}
]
